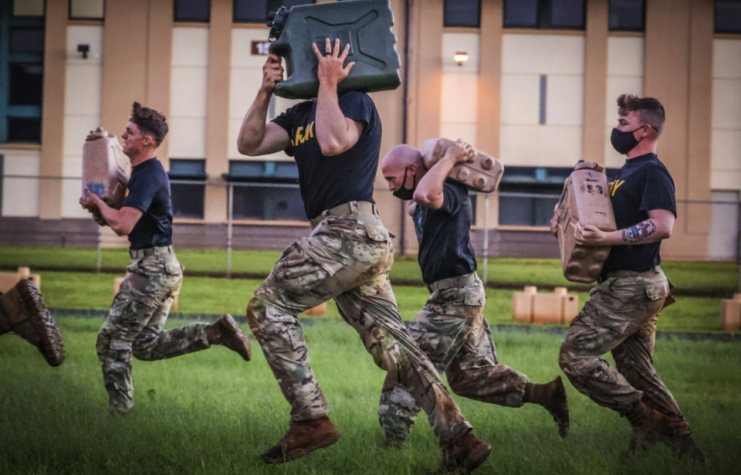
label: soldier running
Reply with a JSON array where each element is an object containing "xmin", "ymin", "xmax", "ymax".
[
  {"xmin": 237, "ymin": 39, "xmax": 491, "ymax": 472},
  {"xmin": 379, "ymin": 139, "xmax": 569, "ymax": 447},
  {"xmin": 80, "ymin": 102, "xmax": 251, "ymax": 413},
  {"xmin": 551, "ymin": 94, "xmax": 703, "ymax": 460}
]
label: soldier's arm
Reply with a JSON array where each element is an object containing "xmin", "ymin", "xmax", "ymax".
[
  {"xmin": 414, "ymin": 140, "xmax": 473, "ymax": 210},
  {"xmin": 237, "ymin": 54, "xmax": 291, "ymax": 156},
  {"xmin": 313, "ymin": 39, "xmax": 363, "ymax": 156},
  {"xmin": 80, "ymin": 189, "xmax": 143, "ymax": 236},
  {"xmin": 576, "ymin": 209, "xmax": 674, "ymax": 246}
]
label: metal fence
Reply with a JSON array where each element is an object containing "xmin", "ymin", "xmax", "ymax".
[{"xmin": 1, "ymin": 174, "xmax": 739, "ymax": 288}]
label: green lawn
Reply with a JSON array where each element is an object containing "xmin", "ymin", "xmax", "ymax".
[
  {"xmin": 1, "ymin": 246, "xmax": 737, "ymax": 292},
  {"xmin": 1, "ymin": 318, "xmax": 739, "ymax": 474}
]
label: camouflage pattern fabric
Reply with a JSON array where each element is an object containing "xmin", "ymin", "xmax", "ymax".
[
  {"xmin": 559, "ymin": 267, "xmax": 687, "ymax": 424},
  {"xmin": 378, "ymin": 277, "xmax": 530, "ymax": 443},
  {"xmin": 246, "ymin": 207, "xmax": 472, "ymax": 448},
  {"xmin": 96, "ymin": 251, "xmax": 210, "ymax": 413}
]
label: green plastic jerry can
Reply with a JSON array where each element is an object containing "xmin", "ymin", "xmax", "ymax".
[{"xmin": 267, "ymin": 0, "xmax": 401, "ymax": 100}]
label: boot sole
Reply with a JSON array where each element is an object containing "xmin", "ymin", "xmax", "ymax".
[
  {"xmin": 262, "ymin": 431, "xmax": 341, "ymax": 464},
  {"xmin": 220, "ymin": 314, "xmax": 251, "ymax": 361}
]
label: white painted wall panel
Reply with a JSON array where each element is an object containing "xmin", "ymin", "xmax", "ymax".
[
  {"xmin": 546, "ymin": 75, "xmax": 584, "ymax": 126},
  {"xmin": 712, "ymin": 39, "xmax": 741, "ymax": 191},
  {"xmin": 441, "ymin": 74, "xmax": 478, "ymax": 124},
  {"xmin": 713, "ymin": 39, "xmax": 741, "ymax": 79},
  {"xmin": 605, "ymin": 76, "xmax": 643, "ymax": 123},
  {"xmin": 500, "ymin": 74, "xmax": 540, "ymax": 125},
  {"xmin": 168, "ymin": 118, "xmax": 207, "ymax": 158},
  {"xmin": 170, "ymin": 67, "xmax": 209, "ymax": 118},
  {"xmin": 440, "ymin": 124, "xmax": 478, "ymax": 148},
  {"xmin": 500, "ymin": 125, "xmax": 582, "ymax": 167},
  {"xmin": 2, "ymin": 151, "xmax": 40, "ymax": 217},
  {"xmin": 502, "ymin": 35, "xmax": 585, "ymax": 75},
  {"xmin": 607, "ymin": 37, "xmax": 644, "ymax": 77},
  {"xmin": 172, "ymin": 28, "xmax": 209, "ymax": 67}
]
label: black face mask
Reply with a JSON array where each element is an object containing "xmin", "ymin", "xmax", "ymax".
[
  {"xmin": 610, "ymin": 126, "xmax": 645, "ymax": 155},
  {"xmin": 392, "ymin": 166, "xmax": 416, "ymax": 201}
]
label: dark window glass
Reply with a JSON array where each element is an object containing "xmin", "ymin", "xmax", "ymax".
[
  {"xmin": 10, "ymin": 28, "xmax": 45, "ymax": 54},
  {"xmin": 9, "ymin": 64, "xmax": 43, "ymax": 106},
  {"xmin": 169, "ymin": 160, "xmax": 206, "ymax": 219},
  {"xmin": 444, "ymin": 0, "xmax": 480, "ymax": 27},
  {"xmin": 715, "ymin": 0, "xmax": 741, "ymax": 33},
  {"xmin": 174, "ymin": 0, "xmax": 210, "ymax": 22},
  {"xmin": 550, "ymin": 0, "xmax": 585, "ymax": 29},
  {"xmin": 504, "ymin": 0, "xmax": 584, "ymax": 29},
  {"xmin": 171, "ymin": 183, "xmax": 205, "ymax": 218},
  {"xmin": 233, "ymin": 186, "xmax": 305, "ymax": 220},
  {"xmin": 0, "ymin": 155, "xmax": 3, "ymax": 213},
  {"xmin": 504, "ymin": 0, "xmax": 538, "ymax": 27},
  {"xmin": 7, "ymin": 118, "xmax": 42, "ymax": 143},
  {"xmin": 499, "ymin": 190, "xmax": 559, "ymax": 226},
  {"xmin": 609, "ymin": 0, "xmax": 645, "ymax": 31},
  {"xmin": 234, "ymin": 0, "xmax": 314, "ymax": 23}
]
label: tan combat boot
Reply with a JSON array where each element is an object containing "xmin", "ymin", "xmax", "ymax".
[
  {"xmin": 440, "ymin": 431, "xmax": 492, "ymax": 473},
  {"xmin": 524, "ymin": 376, "xmax": 570, "ymax": 438},
  {"xmin": 207, "ymin": 314, "xmax": 251, "ymax": 361},
  {"xmin": 261, "ymin": 415, "xmax": 341, "ymax": 464},
  {"xmin": 624, "ymin": 401, "xmax": 704, "ymax": 462}
]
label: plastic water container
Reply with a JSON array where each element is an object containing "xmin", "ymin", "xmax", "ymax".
[
  {"xmin": 82, "ymin": 127, "xmax": 131, "ymax": 209},
  {"xmin": 267, "ymin": 0, "xmax": 401, "ymax": 100}
]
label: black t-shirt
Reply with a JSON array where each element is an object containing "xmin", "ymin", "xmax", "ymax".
[
  {"xmin": 122, "ymin": 158, "xmax": 173, "ymax": 250},
  {"xmin": 414, "ymin": 180, "xmax": 477, "ymax": 285},
  {"xmin": 601, "ymin": 153, "xmax": 676, "ymax": 275},
  {"xmin": 271, "ymin": 91, "xmax": 380, "ymax": 219}
]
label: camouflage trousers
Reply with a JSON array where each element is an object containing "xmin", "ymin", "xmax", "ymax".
[
  {"xmin": 96, "ymin": 249, "xmax": 211, "ymax": 413},
  {"xmin": 378, "ymin": 275, "xmax": 530, "ymax": 443},
  {"xmin": 246, "ymin": 205, "xmax": 472, "ymax": 447},
  {"xmin": 559, "ymin": 266, "xmax": 687, "ymax": 423}
]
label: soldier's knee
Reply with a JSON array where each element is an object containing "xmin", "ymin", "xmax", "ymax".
[
  {"xmin": 246, "ymin": 295, "xmax": 267, "ymax": 331},
  {"xmin": 96, "ymin": 330, "xmax": 112, "ymax": 362},
  {"xmin": 131, "ymin": 337, "xmax": 154, "ymax": 361},
  {"xmin": 559, "ymin": 342, "xmax": 577, "ymax": 374}
]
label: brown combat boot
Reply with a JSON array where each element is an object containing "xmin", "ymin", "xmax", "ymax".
[
  {"xmin": 440, "ymin": 431, "xmax": 492, "ymax": 473},
  {"xmin": 524, "ymin": 376, "xmax": 570, "ymax": 438},
  {"xmin": 207, "ymin": 314, "xmax": 251, "ymax": 361},
  {"xmin": 261, "ymin": 415, "xmax": 341, "ymax": 464},
  {"xmin": 624, "ymin": 402, "xmax": 705, "ymax": 463}
]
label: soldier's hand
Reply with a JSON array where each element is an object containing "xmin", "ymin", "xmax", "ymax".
[
  {"xmin": 261, "ymin": 54, "xmax": 284, "ymax": 93},
  {"xmin": 79, "ymin": 189, "xmax": 101, "ymax": 211},
  {"xmin": 444, "ymin": 140, "xmax": 472, "ymax": 164},
  {"xmin": 313, "ymin": 38, "xmax": 355, "ymax": 88},
  {"xmin": 575, "ymin": 223, "xmax": 605, "ymax": 246}
]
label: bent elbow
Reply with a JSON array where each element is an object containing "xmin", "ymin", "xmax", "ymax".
[
  {"xmin": 111, "ymin": 224, "xmax": 130, "ymax": 237},
  {"xmin": 237, "ymin": 140, "xmax": 255, "ymax": 157}
]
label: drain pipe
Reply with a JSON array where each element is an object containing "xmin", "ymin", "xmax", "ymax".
[{"xmin": 398, "ymin": 0, "xmax": 412, "ymax": 255}]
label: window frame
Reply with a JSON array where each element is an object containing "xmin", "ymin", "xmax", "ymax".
[
  {"xmin": 68, "ymin": 0, "xmax": 105, "ymax": 21},
  {"xmin": 0, "ymin": 0, "xmax": 45, "ymax": 144},
  {"xmin": 168, "ymin": 159, "xmax": 207, "ymax": 220}
]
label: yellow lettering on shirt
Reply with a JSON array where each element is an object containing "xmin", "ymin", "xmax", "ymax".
[
  {"xmin": 291, "ymin": 121, "xmax": 315, "ymax": 147},
  {"xmin": 609, "ymin": 179, "xmax": 625, "ymax": 197}
]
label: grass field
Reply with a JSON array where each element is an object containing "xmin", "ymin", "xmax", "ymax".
[
  {"xmin": 1, "ymin": 246, "xmax": 737, "ymax": 292},
  {"xmin": 2, "ymin": 318, "xmax": 740, "ymax": 474}
]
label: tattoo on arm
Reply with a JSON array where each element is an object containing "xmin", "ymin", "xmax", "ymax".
[{"xmin": 621, "ymin": 220, "xmax": 657, "ymax": 243}]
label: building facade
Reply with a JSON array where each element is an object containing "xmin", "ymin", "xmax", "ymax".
[{"xmin": 0, "ymin": 0, "xmax": 739, "ymax": 260}]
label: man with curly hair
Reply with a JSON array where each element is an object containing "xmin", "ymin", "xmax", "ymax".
[{"xmin": 80, "ymin": 102, "xmax": 252, "ymax": 413}]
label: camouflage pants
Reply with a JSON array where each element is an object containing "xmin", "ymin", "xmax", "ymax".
[
  {"xmin": 246, "ymin": 207, "xmax": 471, "ymax": 447},
  {"xmin": 378, "ymin": 276, "xmax": 530, "ymax": 443},
  {"xmin": 96, "ymin": 250, "xmax": 211, "ymax": 413},
  {"xmin": 559, "ymin": 267, "xmax": 686, "ymax": 422}
]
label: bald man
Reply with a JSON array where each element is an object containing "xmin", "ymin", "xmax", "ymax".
[{"xmin": 378, "ymin": 140, "xmax": 569, "ymax": 447}]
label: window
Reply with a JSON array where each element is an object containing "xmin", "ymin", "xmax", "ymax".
[
  {"xmin": 234, "ymin": 0, "xmax": 314, "ymax": 24},
  {"xmin": 174, "ymin": 0, "xmax": 210, "ymax": 22},
  {"xmin": 609, "ymin": 0, "xmax": 645, "ymax": 31},
  {"xmin": 498, "ymin": 167, "xmax": 572, "ymax": 226},
  {"xmin": 0, "ymin": 1, "xmax": 45, "ymax": 144},
  {"xmin": 444, "ymin": 0, "xmax": 480, "ymax": 28},
  {"xmin": 715, "ymin": 0, "xmax": 741, "ymax": 33},
  {"xmin": 169, "ymin": 159, "xmax": 206, "ymax": 219},
  {"xmin": 69, "ymin": 0, "xmax": 105, "ymax": 20},
  {"xmin": 503, "ymin": 0, "xmax": 585, "ymax": 30},
  {"xmin": 226, "ymin": 160, "xmax": 305, "ymax": 221}
]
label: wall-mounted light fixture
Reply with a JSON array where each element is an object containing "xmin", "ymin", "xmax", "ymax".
[
  {"xmin": 77, "ymin": 44, "xmax": 90, "ymax": 59},
  {"xmin": 454, "ymin": 51, "xmax": 469, "ymax": 66}
]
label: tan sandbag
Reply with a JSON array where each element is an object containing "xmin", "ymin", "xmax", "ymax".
[
  {"xmin": 512, "ymin": 286, "xmax": 536, "ymax": 323},
  {"xmin": 0, "ymin": 279, "xmax": 65, "ymax": 367},
  {"xmin": 720, "ymin": 299, "xmax": 741, "ymax": 332},
  {"xmin": 422, "ymin": 138, "xmax": 504, "ymax": 193},
  {"xmin": 555, "ymin": 161, "xmax": 617, "ymax": 283},
  {"xmin": 82, "ymin": 127, "xmax": 131, "ymax": 210}
]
